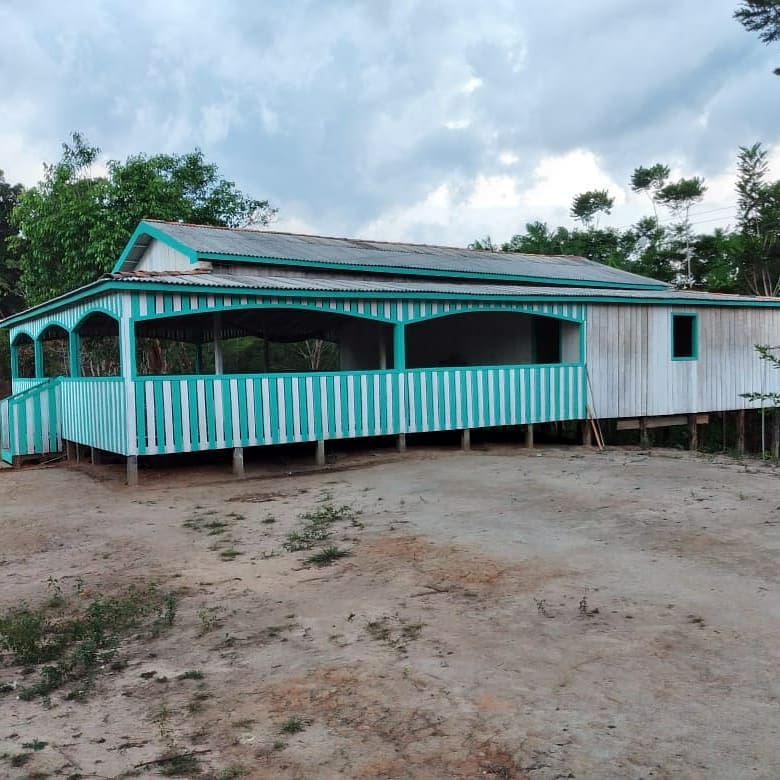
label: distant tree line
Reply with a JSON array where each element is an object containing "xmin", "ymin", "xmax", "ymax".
[{"xmin": 470, "ymin": 143, "xmax": 780, "ymax": 298}]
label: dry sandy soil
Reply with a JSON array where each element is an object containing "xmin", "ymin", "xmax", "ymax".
[{"xmin": 1, "ymin": 446, "xmax": 779, "ymax": 779}]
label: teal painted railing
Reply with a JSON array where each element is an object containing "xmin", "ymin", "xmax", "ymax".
[
  {"xmin": 133, "ymin": 364, "xmax": 586, "ymax": 456},
  {"xmin": 11, "ymin": 378, "xmax": 47, "ymax": 395},
  {"xmin": 0, "ymin": 378, "xmax": 61, "ymax": 462},
  {"xmin": 59, "ymin": 378, "xmax": 128, "ymax": 456},
  {"xmin": 1, "ymin": 363, "xmax": 587, "ymax": 463}
]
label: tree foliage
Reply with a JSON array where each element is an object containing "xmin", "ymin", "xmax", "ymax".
[
  {"xmin": 11, "ymin": 133, "xmax": 277, "ymax": 305},
  {"xmin": 0, "ymin": 170, "xmax": 23, "ymax": 318},
  {"xmin": 735, "ymin": 0, "xmax": 780, "ymax": 74},
  {"xmin": 570, "ymin": 189, "xmax": 614, "ymax": 228}
]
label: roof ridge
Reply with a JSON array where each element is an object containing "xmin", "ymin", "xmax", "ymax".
[{"xmin": 143, "ymin": 219, "xmax": 591, "ymax": 262}]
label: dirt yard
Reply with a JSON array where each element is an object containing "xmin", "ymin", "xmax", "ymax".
[{"xmin": 1, "ymin": 446, "xmax": 779, "ymax": 779}]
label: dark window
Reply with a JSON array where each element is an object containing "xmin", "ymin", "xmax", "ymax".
[
  {"xmin": 533, "ymin": 317, "xmax": 561, "ymax": 363},
  {"xmin": 672, "ymin": 314, "xmax": 697, "ymax": 359}
]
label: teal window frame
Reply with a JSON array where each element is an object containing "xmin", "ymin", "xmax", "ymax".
[{"xmin": 671, "ymin": 312, "xmax": 698, "ymax": 361}]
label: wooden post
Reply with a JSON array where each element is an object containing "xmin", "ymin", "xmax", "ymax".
[
  {"xmin": 315, "ymin": 439, "xmax": 326, "ymax": 466},
  {"xmin": 65, "ymin": 440, "xmax": 76, "ymax": 461},
  {"xmin": 772, "ymin": 410, "xmax": 780, "ymax": 460},
  {"xmin": 639, "ymin": 417, "xmax": 650, "ymax": 449},
  {"xmin": 525, "ymin": 424, "xmax": 534, "ymax": 449},
  {"xmin": 582, "ymin": 421, "xmax": 592, "ymax": 447},
  {"xmin": 687, "ymin": 414, "xmax": 698, "ymax": 451},
  {"xmin": 396, "ymin": 433, "xmax": 407, "ymax": 453},
  {"xmin": 90, "ymin": 447, "xmax": 103, "ymax": 465},
  {"xmin": 736, "ymin": 409, "xmax": 746, "ymax": 457},
  {"xmin": 232, "ymin": 447, "xmax": 245, "ymax": 478},
  {"xmin": 461, "ymin": 428, "xmax": 471, "ymax": 451},
  {"xmin": 126, "ymin": 455, "xmax": 138, "ymax": 487}
]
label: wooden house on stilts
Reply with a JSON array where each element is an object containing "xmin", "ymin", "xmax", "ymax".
[{"xmin": 2, "ymin": 219, "xmax": 779, "ymax": 483}]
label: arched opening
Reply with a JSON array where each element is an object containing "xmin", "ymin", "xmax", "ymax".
[
  {"xmin": 75, "ymin": 312, "xmax": 120, "ymax": 376},
  {"xmin": 11, "ymin": 333, "xmax": 35, "ymax": 378},
  {"xmin": 405, "ymin": 310, "xmax": 582, "ymax": 369},
  {"xmin": 39, "ymin": 324, "xmax": 70, "ymax": 377},
  {"xmin": 134, "ymin": 308, "xmax": 394, "ymax": 375}
]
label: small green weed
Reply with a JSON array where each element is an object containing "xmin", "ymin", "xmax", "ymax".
[
  {"xmin": 22, "ymin": 740, "xmax": 48, "ymax": 751},
  {"xmin": 304, "ymin": 546, "xmax": 351, "ymax": 567},
  {"xmin": 219, "ymin": 548, "xmax": 243, "ymax": 561},
  {"xmin": 215, "ymin": 767, "xmax": 246, "ymax": 780},
  {"xmin": 177, "ymin": 670, "xmax": 204, "ymax": 681},
  {"xmin": 279, "ymin": 716, "xmax": 308, "ymax": 735},
  {"xmin": 157, "ymin": 752, "xmax": 201, "ymax": 777},
  {"xmin": 283, "ymin": 502, "xmax": 360, "ymax": 552}
]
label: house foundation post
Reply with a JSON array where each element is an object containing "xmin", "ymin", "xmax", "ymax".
[
  {"xmin": 396, "ymin": 433, "xmax": 407, "ymax": 453},
  {"xmin": 687, "ymin": 414, "xmax": 698, "ymax": 451},
  {"xmin": 772, "ymin": 410, "xmax": 780, "ymax": 460},
  {"xmin": 126, "ymin": 455, "xmax": 138, "ymax": 487},
  {"xmin": 64, "ymin": 440, "xmax": 75, "ymax": 461},
  {"xmin": 315, "ymin": 439, "xmax": 326, "ymax": 466},
  {"xmin": 639, "ymin": 417, "xmax": 650, "ymax": 449},
  {"xmin": 90, "ymin": 447, "xmax": 103, "ymax": 465},
  {"xmin": 525, "ymin": 424, "xmax": 534, "ymax": 449},
  {"xmin": 461, "ymin": 428, "xmax": 471, "ymax": 451},
  {"xmin": 736, "ymin": 410, "xmax": 746, "ymax": 457},
  {"xmin": 232, "ymin": 447, "xmax": 245, "ymax": 478},
  {"xmin": 582, "ymin": 421, "xmax": 592, "ymax": 447}
]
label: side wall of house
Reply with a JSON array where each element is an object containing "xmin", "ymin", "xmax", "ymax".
[{"xmin": 586, "ymin": 304, "xmax": 780, "ymax": 418}]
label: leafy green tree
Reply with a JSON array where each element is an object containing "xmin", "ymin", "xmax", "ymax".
[
  {"xmin": 0, "ymin": 169, "xmax": 24, "ymax": 318},
  {"xmin": 735, "ymin": 0, "xmax": 780, "ymax": 74},
  {"xmin": 630, "ymin": 163, "xmax": 670, "ymax": 220},
  {"xmin": 733, "ymin": 142, "xmax": 780, "ymax": 295},
  {"xmin": 570, "ymin": 189, "xmax": 615, "ymax": 229},
  {"xmin": 12, "ymin": 133, "xmax": 277, "ymax": 305}
]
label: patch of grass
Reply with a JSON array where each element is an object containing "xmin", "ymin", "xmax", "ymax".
[
  {"xmin": 157, "ymin": 752, "xmax": 202, "ymax": 777},
  {"xmin": 279, "ymin": 716, "xmax": 307, "ymax": 735},
  {"xmin": 261, "ymin": 515, "xmax": 276, "ymax": 525},
  {"xmin": 0, "ymin": 681, "xmax": 14, "ymax": 694},
  {"xmin": 214, "ymin": 767, "xmax": 246, "ymax": 780},
  {"xmin": 177, "ymin": 670, "xmax": 204, "ymax": 681},
  {"xmin": 231, "ymin": 718, "xmax": 256, "ymax": 730},
  {"xmin": 0, "ymin": 583, "xmax": 178, "ymax": 701},
  {"xmin": 187, "ymin": 690, "xmax": 212, "ymax": 714},
  {"xmin": 197, "ymin": 607, "xmax": 225, "ymax": 635},
  {"xmin": 219, "ymin": 548, "xmax": 243, "ymax": 561},
  {"xmin": 304, "ymin": 546, "xmax": 351, "ymax": 567},
  {"xmin": 283, "ymin": 502, "xmax": 360, "ymax": 552},
  {"xmin": 10, "ymin": 752, "xmax": 32, "ymax": 767},
  {"xmin": 21, "ymin": 740, "xmax": 48, "ymax": 751},
  {"xmin": 365, "ymin": 616, "xmax": 424, "ymax": 653},
  {"xmin": 272, "ymin": 740, "xmax": 287, "ymax": 751}
]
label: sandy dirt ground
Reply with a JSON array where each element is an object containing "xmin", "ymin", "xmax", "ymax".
[{"xmin": 1, "ymin": 446, "xmax": 779, "ymax": 779}]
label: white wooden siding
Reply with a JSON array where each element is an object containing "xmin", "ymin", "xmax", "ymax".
[
  {"xmin": 586, "ymin": 304, "xmax": 780, "ymax": 418},
  {"xmin": 136, "ymin": 239, "xmax": 192, "ymax": 272}
]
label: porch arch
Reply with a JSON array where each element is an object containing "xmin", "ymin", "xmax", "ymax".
[
  {"xmin": 10, "ymin": 332, "xmax": 35, "ymax": 379},
  {"xmin": 74, "ymin": 311, "xmax": 121, "ymax": 377},
  {"xmin": 39, "ymin": 324, "xmax": 71, "ymax": 377}
]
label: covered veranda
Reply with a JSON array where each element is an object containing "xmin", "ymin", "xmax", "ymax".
[{"xmin": 0, "ymin": 277, "xmax": 587, "ymax": 483}]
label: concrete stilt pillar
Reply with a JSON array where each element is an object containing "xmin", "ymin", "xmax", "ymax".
[
  {"xmin": 232, "ymin": 447, "xmax": 245, "ymax": 478},
  {"xmin": 315, "ymin": 439, "xmax": 326, "ymax": 466},
  {"xmin": 639, "ymin": 417, "xmax": 650, "ymax": 449},
  {"xmin": 126, "ymin": 455, "xmax": 138, "ymax": 487},
  {"xmin": 688, "ymin": 414, "xmax": 698, "ymax": 451},
  {"xmin": 736, "ymin": 409, "xmax": 746, "ymax": 457},
  {"xmin": 461, "ymin": 428, "xmax": 471, "ymax": 451},
  {"xmin": 396, "ymin": 433, "xmax": 407, "ymax": 453},
  {"xmin": 525, "ymin": 424, "xmax": 534, "ymax": 449}
]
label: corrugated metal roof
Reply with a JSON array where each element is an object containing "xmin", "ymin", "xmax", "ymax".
[
  {"xmin": 140, "ymin": 220, "xmax": 667, "ymax": 289},
  {"xmin": 106, "ymin": 270, "xmax": 780, "ymax": 305}
]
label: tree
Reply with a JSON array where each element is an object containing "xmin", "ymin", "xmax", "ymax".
[
  {"xmin": 630, "ymin": 163, "xmax": 670, "ymax": 220},
  {"xmin": 570, "ymin": 189, "xmax": 614, "ymax": 229},
  {"xmin": 735, "ymin": 0, "xmax": 780, "ymax": 74},
  {"xmin": 0, "ymin": 169, "xmax": 24, "ymax": 318},
  {"xmin": 733, "ymin": 142, "xmax": 780, "ymax": 295},
  {"xmin": 12, "ymin": 133, "xmax": 277, "ymax": 305}
]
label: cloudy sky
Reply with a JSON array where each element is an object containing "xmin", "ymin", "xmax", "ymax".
[{"xmin": 0, "ymin": 0, "xmax": 778, "ymax": 247}]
